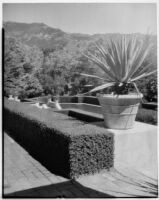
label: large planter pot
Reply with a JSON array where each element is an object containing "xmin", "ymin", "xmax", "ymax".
[{"xmin": 98, "ymin": 93, "xmax": 143, "ymax": 130}]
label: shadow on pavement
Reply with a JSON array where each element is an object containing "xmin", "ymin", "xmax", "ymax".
[{"xmin": 3, "ymin": 180, "xmax": 114, "ymax": 198}]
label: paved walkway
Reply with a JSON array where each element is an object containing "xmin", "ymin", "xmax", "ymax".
[{"xmin": 3, "ymin": 132, "xmax": 158, "ymax": 198}]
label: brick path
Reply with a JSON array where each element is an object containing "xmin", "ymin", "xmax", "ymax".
[
  {"xmin": 3, "ymin": 133, "xmax": 111, "ymax": 198},
  {"xmin": 3, "ymin": 132, "xmax": 158, "ymax": 198}
]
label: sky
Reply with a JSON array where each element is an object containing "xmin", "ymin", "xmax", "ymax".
[{"xmin": 3, "ymin": 3, "xmax": 157, "ymax": 35}]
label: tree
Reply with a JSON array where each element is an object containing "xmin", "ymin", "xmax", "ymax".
[{"xmin": 4, "ymin": 37, "xmax": 44, "ymax": 97}]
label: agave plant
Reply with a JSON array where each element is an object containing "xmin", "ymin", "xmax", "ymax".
[{"xmin": 81, "ymin": 35, "xmax": 157, "ymax": 95}]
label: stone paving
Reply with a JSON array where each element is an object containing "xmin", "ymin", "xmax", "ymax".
[{"xmin": 3, "ymin": 132, "xmax": 158, "ymax": 198}]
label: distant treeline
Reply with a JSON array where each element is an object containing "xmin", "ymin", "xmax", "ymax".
[{"xmin": 4, "ymin": 31, "xmax": 157, "ymax": 102}]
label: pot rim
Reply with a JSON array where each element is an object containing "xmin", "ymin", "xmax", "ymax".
[{"xmin": 97, "ymin": 93, "xmax": 143, "ymax": 99}]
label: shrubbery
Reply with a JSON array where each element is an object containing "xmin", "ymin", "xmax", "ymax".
[
  {"xmin": 4, "ymin": 100, "xmax": 114, "ymax": 178},
  {"xmin": 82, "ymin": 96, "xmax": 100, "ymax": 105},
  {"xmin": 57, "ymin": 96, "xmax": 78, "ymax": 103},
  {"xmin": 38, "ymin": 95, "xmax": 80, "ymax": 104},
  {"xmin": 146, "ymin": 78, "xmax": 157, "ymax": 102},
  {"xmin": 137, "ymin": 75, "xmax": 157, "ymax": 103},
  {"xmin": 68, "ymin": 110, "xmax": 103, "ymax": 122},
  {"xmin": 136, "ymin": 107, "xmax": 157, "ymax": 125}
]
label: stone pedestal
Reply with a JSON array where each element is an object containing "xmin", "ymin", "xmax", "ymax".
[{"xmin": 92, "ymin": 121, "xmax": 157, "ymax": 177}]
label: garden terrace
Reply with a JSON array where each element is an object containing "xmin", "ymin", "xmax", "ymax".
[
  {"xmin": 4, "ymin": 99, "xmax": 114, "ymax": 179},
  {"xmin": 38, "ymin": 95, "xmax": 157, "ymax": 125}
]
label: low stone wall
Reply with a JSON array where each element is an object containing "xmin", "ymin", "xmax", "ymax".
[{"xmin": 91, "ymin": 121, "xmax": 157, "ymax": 177}]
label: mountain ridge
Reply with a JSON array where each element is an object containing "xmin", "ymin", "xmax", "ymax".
[{"xmin": 4, "ymin": 21, "xmax": 156, "ymax": 50}]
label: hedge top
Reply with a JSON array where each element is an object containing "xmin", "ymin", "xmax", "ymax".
[{"xmin": 4, "ymin": 99, "xmax": 113, "ymax": 137}]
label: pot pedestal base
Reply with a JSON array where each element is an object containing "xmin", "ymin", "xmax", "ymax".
[{"xmin": 91, "ymin": 121, "xmax": 157, "ymax": 179}]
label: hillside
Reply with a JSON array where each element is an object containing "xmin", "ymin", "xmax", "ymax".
[
  {"xmin": 3, "ymin": 21, "xmax": 157, "ymax": 101},
  {"xmin": 3, "ymin": 22, "xmax": 132, "ymax": 49},
  {"xmin": 3, "ymin": 21, "xmax": 94, "ymax": 49}
]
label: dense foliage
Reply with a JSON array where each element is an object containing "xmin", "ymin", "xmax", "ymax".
[
  {"xmin": 4, "ymin": 22, "xmax": 157, "ymax": 101},
  {"xmin": 136, "ymin": 107, "xmax": 157, "ymax": 125},
  {"xmin": 136, "ymin": 74, "xmax": 157, "ymax": 102},
  {"xmin": 4, "ymin": 38, "xmax": 43, "ymax": 98},
  {"xmin": 4, "ymin": 99, "xmax": 113, "ymax": 178},
  {"xmin": 4, "ymin": 37, "xmax": 98, "ymax": 98}
]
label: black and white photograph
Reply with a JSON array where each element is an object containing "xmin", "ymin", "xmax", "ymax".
[{"xmin": 2, "ymin": 1, "xmax": 158, "ymax": 198}]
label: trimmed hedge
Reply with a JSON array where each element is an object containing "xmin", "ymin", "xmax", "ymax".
[
  {"xmin": 68, "ymin": 110, "xmax": 103, "ymax": 122},
  {"xmin": 82, "ymin": 96, "xmax": 100, "ymax": 105},
  {"xmin": 38, "ymin": 96, "xmax": 49, "ymax": 104},
  {"xmin": 51, "ymin": 95, "xmax": 99, "ymax": 104},
  {"xmin": 4, "ymin": 100, "xmax": 114, "ymax": 178},
  {"xmin": 52, "ymin": 96, "xmax": 78, "ymax": 103},
  {"xmin": 142, "ymin": 103, "xmax": 157, "ymax": 110},
  {"xmin": 136, "ymin": 108, "xmax": 157, "ymax": 125},
  {"xmin": 59, "ymin": 96, "xmax": 78, "ymax": 103}
]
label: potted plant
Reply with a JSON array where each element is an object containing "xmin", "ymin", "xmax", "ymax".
[{"xmin": 81, "ymin": 35, "xmax": 157, "ymax": 129}]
